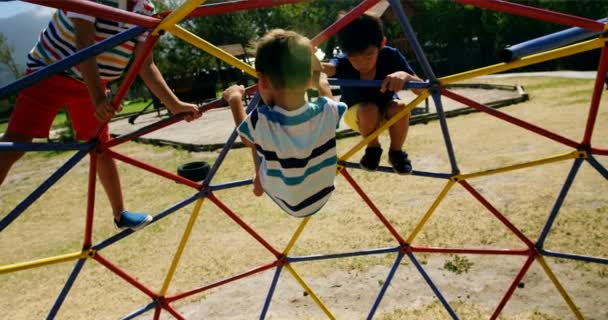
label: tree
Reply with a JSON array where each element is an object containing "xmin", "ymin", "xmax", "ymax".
[{"xmin": 0, "ymin": 32, "xmax": 21, "ymax": 79}]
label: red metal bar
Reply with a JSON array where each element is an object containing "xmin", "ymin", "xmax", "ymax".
[
  {"xmin": 94, "ymin": 254, "xmax": 159, "ymax": 299},
  {"xmin": 83, "ymin": 152, "xmax": 98, "ymax": 248},
  {"xmin": 163, "ymin": 304, "xmax": 185, "ymax": 320},
  {"xmin": 106, "ymin": 149, "xmax": 202, "ymax": 190},
  {"xmin": 159, "ymin": 0, "xmax": 307, "ymax": 19},
  {"xmin": 441, "ymin": 88, "xmax": 580, "ymax": 149},
  {"xmin": 591, "ymin": 147, "xmax": 608, "ymax": 156},
  {"xmin": 412, "ymin": 246, "xmax": 531, "ymax": 256},
  {"xmin": 207, "ymin": 193, "xmax": 282, "ymax": 257},
  {"xmin": 340, "ymin": 169, "xmax": 407, "ymax": 245},
  {"xmin": 25, "ymin": 0, "xmax": 160, "ymax": 29},
  {"xmin": 582, "ymin": 45, "xmax": 608, "ymax": 146},
  {"xmin": 166, "ymin": 261, "xmax": 278, "ymax": 302},
  {"xmin": 454, "ymin": 0, "xmax": 605, "ymax": 32},
  {"xmin": 153, "ymin": 306, "xmax": 162, "ymax": 320},
  {"xmin": 312, "ymin": 0, "xmax": 381, "ymax": 47},
  {"xmin": 491, "ymin": 253, "xmax": 536, "ymax": 319},
  {"xmin": 459, "ymin": 180, "xmax": 535, "ymax": 248},
  {"xmin": 112, "ymin": 35, "xmax": 159, "ymax": 108}
]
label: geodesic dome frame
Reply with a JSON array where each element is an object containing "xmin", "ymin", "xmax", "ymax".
[{"xmin": 0, "ymin": 0, "xmax": 607, "ymax": 319}]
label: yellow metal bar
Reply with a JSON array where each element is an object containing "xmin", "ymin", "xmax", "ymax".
[
  {"xmin": 441, "ymin": 38, "xmax": 607, "ymax": 84},
  {"xmin": 536, "ymin": 255, "xmax": 584, "ymax": 319},
  {"xmin": 152, "ymin": 0, "xmax": 207, "ymax": 35},
  {"xmin": 160, "ymin": 197, "xmax": 205, "ymax": 296},
  {"xmin": 457, "ymin": 151, "xmax": 581, "ymax": 181},
  {"xmin": 284, "ymin": 264, "xmax": 336, "ymax": 320},
  {"xmin": 0, "ymin": 251, "xmax": 87, "ymax": 275},
  {"xmin": 169, "ymin": 25, "xmax": 256, "ymax": 77},
  {"xmin": 339, "ymin": 92, "xmax": 429, "ymax": 163},
  {"xmin": 282, "ymin": 216, "xmax": 311, "ymax": 256},
  {"xmin": 406, "ymin": 180, "xmax": 455, "ymax": 244}
]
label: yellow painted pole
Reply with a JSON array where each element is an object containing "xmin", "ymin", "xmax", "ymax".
[
  {"xmin": 0, "ymin": 251, "xmax": 87, "ymax": 275},
  {"xmin": 406, "ymin": 180, "xmax": 455, "ymax": 244},
  {"xmin": 169, "ymin": 25, "xmax": 256, "ymax": 77},
  {"xmin": 441, "ymin": 38, "xmax": 607, "ymax": 85},
  {"xmin": 282, "ymin": 217, "xmax": 311, "ymax": 256},
  {"xmin": 284, "ymin": 264, "xmax": 336, "ymax": 320},
  {"xmin": 160, "ymin": 197, "xmax": 205, "ymax": 296},
  {"xmin": 152, "ymin": 0, "xmax": 207, "ymax": 35},
  {"xmin": 457, "ymin": 151, "xmax": 581, "ymax": 181},
  {"xmin": 339, "ymin": 92, "xmax": 429, "ymax": 163},
  {"xmin": 536, "ymin": 255, "xmax": 584, "ymax": 319}
]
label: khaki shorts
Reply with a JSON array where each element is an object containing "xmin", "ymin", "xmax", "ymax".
[{"xmin": 344, "ymin": 102, "xmax": 397, "ymax": 133}]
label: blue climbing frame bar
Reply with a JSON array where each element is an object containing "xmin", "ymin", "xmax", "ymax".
[
  {"xmin": 328, "ymin": 79, "xmax": 430, "ymax": 89},
  {"xmin": 367, "ymin": 251, "xmax": 404, "ymax": 319},
  {"xmin": 259, "ymin": 265, "xmax": 283, "ymax": 320},
  {"xmin": 341, "ymin": 161, "xmax": 452, "ymax": 179},
  {"xmin": 431, "ymin": 90, "xmax": 460, "ymax": 174},
  {"xmin": 537, "ymin": 158, "xmax": 584, "ymax": 248},
  {"xmin": 121, "ymin": 301, "xmax": 158, "ymax": 320},
  {"xmin": 47, "ymin": 259, "xmax": 87, "ymax": 320},
  {"xmin": 540, "ymin": 249, "xmax": 608, "ymax": 265},
  {"xmin": 0, "ymin": 148, "xmax": 91, "ymax": 232},
  {"xmin": 0, "ymin": 26, "xmax": 146, "ymax": 99},
  {"xmin": 586, "ymin": 156, "xmax": 608, "ymax": 180},
  {"xmin": 209, "ymin": 179, "xmax": 253, "ymax": 192},
  {"xmin": 0, "ymin": 141, "xmax": 94, "ymax": 152},
  {"xmin": 288, "ymin": 246, "xmax": 400, "ymax": 263}
]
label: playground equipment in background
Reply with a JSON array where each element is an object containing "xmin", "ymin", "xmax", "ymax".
[{"xmin": 0, "ymin": 0, "xmax": 607, "ymax": 319}]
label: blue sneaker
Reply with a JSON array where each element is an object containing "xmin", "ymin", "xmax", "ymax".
[{"xmin": 114, "ymin": 211, "xmax": 153, "ymax": 231}]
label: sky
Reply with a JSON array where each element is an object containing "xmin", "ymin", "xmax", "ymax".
[{"xmin": 0, "ymin": 2, "xmax": 54, "ymax": 18}]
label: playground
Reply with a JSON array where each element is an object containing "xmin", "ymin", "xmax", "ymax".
[{"xmin": 0, "ymin": 1, "xmax": 607, "ymax": 320}]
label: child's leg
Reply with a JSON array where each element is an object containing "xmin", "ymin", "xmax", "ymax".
[
  {"xmin": 228, "ymin": 96, "xmax": 262, "ymax": 196},
  {"xmin": 386, "ymin": 100, "xmax": 410, "ymax": 151},
  {"xmin": 96, "ymin": 151, "xmax": 124, "ymax": 220},
  {"xmin": 0, "ymin": 131, "xmax": 32, "ymax": 185},
  {"xmin": 357, "ymin": 102, "xmax": 381, "ymax": 147}
]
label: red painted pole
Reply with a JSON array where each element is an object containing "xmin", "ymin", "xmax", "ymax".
[
  {"xmin": 163, "ymin": 304, "xmax": 186, "ymax": 320},
  {"xmin": 312, "ymin": 0, "xmax": 381, "ymax": 47},
  {"xmin": 591, "ymin": 147, "xmax": 608, "ymax": 156},
  {"xmin": 490, "ymin": 253, "xmax": 536, "ymax": 319},
  {"xmin": 83, "ymin": 152, "xmax": 98, "ymax": 248},
  {"xmin": 25, "ymin": 0, "xmax": 160, "ymax": 29},
  {"xmin": 441, "ymin": 88, "xmax": 580, "ymax": 149},
  {"xmin": 412, "ymin": 246, "xmax": 530, "ymax": 256},
  {"xmin": 582, "ymin": 45, "xmax": 608, "ymax": 146},
  {"xmin": 459, "ymin": 180, "xmax": 535, "ymax": 248},
  {"xmin": 454, "ymin": 0, "xmax": 605, "ymax": 32},
  {"xmin": 106, "ymin": 149, "xmax": 203, "ymax": 190},
  {"xmin": 158, "ymin": 0, "xmax": 307, "ymax": 19},
  {"xmin": 207, "ymin": 193, "xmax": 282, "ymax": 258},
  {"xmin": 152, "ymin": 306, "xmax": 162, "ymax": 320},
  {"xmin": 94, "ymin": 254, "xmax": 159, "ymax": 299},
  {"xmin": 340, "ymin": 169, "xmax": 407, "ymax": 245},
  {"xmin": 166, "ymin": 261, "xmax": 278, "ymax": 302}
]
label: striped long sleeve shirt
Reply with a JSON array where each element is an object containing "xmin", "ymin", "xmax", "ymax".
[{"xmin": 26, "ymin": 0, "xmax": 155, "ymax": 81}]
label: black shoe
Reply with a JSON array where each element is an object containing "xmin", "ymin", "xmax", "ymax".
[
  {"xmin": 360, "ymin": 146, "xmax": 383, "ymax": 171},
  {"xmin": 388, "ymin": 150, "xmax": 412, "ymax": 175}
]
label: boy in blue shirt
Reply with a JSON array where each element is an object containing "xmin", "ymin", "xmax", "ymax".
[
  {"xmin": 223, "ymin": 29, "xmax": 347, "ymax": 217},
  {"xmin": 323, "ymin": 14, "xmax": 422, "ymax": 174}
]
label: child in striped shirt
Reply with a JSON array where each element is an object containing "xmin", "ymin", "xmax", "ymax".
[
  {"xmin": 223, "ymin": 29, "xmax": 347, "ymax": 217},
  {"xmin": 0, "ymin": 0, "xmax": 200, "ymax": 230}
]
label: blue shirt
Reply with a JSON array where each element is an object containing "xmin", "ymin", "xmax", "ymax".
[
  {"xmin": 330, "ymin": 46, "xmax": 415, "ymax": 109},
  {"xmin": 238, "ymin": 97, "xmax": 347, "ymax": 217}
]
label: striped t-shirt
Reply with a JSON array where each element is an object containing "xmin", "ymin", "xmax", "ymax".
[
  {"xmin": 26, "ymin": 0, "xmax": 155, "ymax": 81},
  {"xmin": 238, "ymin": 97, "xmax": 347, "ymax": 217}
]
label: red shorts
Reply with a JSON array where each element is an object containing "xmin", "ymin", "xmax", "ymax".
[{"xmin": 7, "ymin": 74, "xmax": 110, "ymax": 142}]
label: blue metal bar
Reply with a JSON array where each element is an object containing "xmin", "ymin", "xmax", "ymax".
[
  {"xmin": 47, "ymin": 259, "xmax": 87, "ymax": 320},
  {"xmin": 209, "ymin": 179, "xmax": 252, "ymax": 192},
  {"xmin": 387, "ymin": 0, "xmax": 437, "ymax": 82},
  {"xmin": 121, "ymin": 301, "xmax": 157, "ymax": 320},
  {"xmin": 0, "ymin": 148, "xmax": 90, "ymax": 232},
  {"xmin": 537, "ymin": 158, "xmax": 583, "ymax": 248},
  {"xmin": 540, "ymin": 249, "xmax": 608, "ymax": 264},
  {"xmin": 500, "ymin": 18, "xmax": 608, "ymax": 62},
  {"xmin": 259, "ymin": 265, "xmax": 283, "ymax": 320},
  {"xmin": 0, "ymin": 141, "xmax": 95, "ymax": 152},
  {"xmin": 342, "ymin": 161, "xmax": 452, "ymax": 179},
  {"xmin": 93, "ymin": 193, "xmax": 200, "ymax": 251},
  {"xmin": 586, "ymin": 155, "xmax": 608, "ymax": 180},
  {"xmin": 288, "ymin": 246, "xmax": 400, "ymax": 263},
  {"xmin": 202, "ymin": 94, "xmax": 261, "ymax": 188},
  {"xmin": 367, "ymin": 251, "xmax": 404, "ymax": 319},
  {"xmin": 431, "ymin": 90, "xmax": 460, "ymax": 174},
  {"xmin": 0, "ymin": 26, "xmax": 146, "ymax": 99},
  {"xmin": 328, "ymin": 78, "xmax": 430, "ymax": 89},
  {"xmin": 407, "ymin": 251, "xmax": 459, "ymax": 319}
]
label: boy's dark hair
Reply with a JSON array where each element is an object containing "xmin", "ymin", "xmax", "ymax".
[
  {"xmin": 255, "ymin": 29, "xmax": 312, "ymax": 89},
  {"xmin": 337, "ymin": 14, "xmax": 384, "ymax": 54}
]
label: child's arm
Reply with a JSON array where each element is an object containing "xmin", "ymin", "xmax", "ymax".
[
  {"xmin": 381, "ymin": 71, "xmax": 424, "ymax": 95},
  {"xmin": 72, "ymin": 18, "xmax": 115, "ymax": 122},
  {"xmin": 315, "ymin": 72, "xmax": 334, "ymax": 100},
  {"xmin": 135, "ymin": 44, "xmax": 201, "ymax": 122},
  {"xmin": 321, "ymin": 62, "xmax": 336, "ymax": 77}
]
